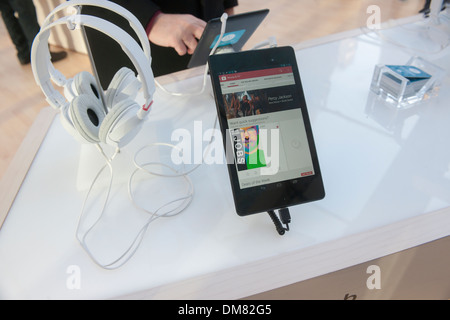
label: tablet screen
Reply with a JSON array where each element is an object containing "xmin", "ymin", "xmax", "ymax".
[{"xmin": 219, "ymin": 66, "xmax": 315, "ymax": 189}]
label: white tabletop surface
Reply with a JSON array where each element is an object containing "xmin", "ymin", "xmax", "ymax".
[{"xmin": 1, "ymin": 17, "xmax": 450, "ymax": 299}]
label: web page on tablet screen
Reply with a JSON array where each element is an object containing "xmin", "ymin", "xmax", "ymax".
[{"xmin": 218, "ymin": 66, "xmax": 315, "ymax": 189}]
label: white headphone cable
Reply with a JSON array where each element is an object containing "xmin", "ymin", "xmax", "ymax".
[
  {"xmin": 76, "ymin": 144, "xmax": 121, "ymax": 269},
  {"xmin": 132, "ymin": 114, "xmax": 218, "ymax": 179},
  {"xmin": 138, "ymin": 12, "xmax": 226, "ymax": 178},
  {"xmin": 76, "ymin": 142, "xmax": 197, "ymax": 269},
  {"xmin": 75, "ymin": 101, "xmax": 217, "ymax": 269}
]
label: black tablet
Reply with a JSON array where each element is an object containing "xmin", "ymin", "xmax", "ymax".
[
  {"xmin": 187, "ymin": 9, "xmax": 269, "ymax": 69},
  {"xmin": 209, "ymin": 46, "xmax": 325, "ymax": 216}
]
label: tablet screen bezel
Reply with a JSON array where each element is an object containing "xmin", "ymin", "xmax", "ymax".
[{"xmin": 208, "ymin": 46, "xmax": 325, "ymax": 216}]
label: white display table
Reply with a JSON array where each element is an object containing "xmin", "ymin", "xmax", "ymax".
[{"xmin": 1, "ymin": 17, "xmax": 450, "ymax": 300}]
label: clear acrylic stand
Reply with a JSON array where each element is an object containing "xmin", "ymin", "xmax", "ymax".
[{"xmin": 370, "ymin": 56, "xmax": 445, "ymax": 108}]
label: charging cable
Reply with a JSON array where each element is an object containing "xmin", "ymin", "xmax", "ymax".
[
  {"xmin": 251, "ymin": 36, "xmax": 278, "ymax": 50},
  {"xmin": 267, "ymin": 208, "xmax": 291, "ymax": 236}
]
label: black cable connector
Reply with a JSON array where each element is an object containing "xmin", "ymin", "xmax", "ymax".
[{"xmin": 267, "ymin": 208, "xmax": 291, "ymax": 235}]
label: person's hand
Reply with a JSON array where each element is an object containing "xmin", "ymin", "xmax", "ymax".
[{"xmin": 148, "ymin": 13, "xmax": 206, "ymax": 56}]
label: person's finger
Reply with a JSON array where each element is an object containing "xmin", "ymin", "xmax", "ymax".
[
  {"xmin": 191, "ymin": 16, "xmax": 207, "ymax": 28},
  {"xmin": 173, "ymin": 39, "xmax": 187, "ymax": 56},
  {"xmin": 192, "ymin": 22, "xmax": 205, "ymax": 40},
  {"xmin": 183, "ymin": 34, "xmax": 198, "ymax": 55}
]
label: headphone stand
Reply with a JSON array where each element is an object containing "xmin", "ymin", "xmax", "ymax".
[{"xmin": 80, "ymin": 21, "xmax": 108, "ymax": 113}]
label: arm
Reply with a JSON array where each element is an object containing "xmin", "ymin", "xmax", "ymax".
[
  {"xmin": 147, "ymin": 13, "xmax": 206, "ymax": 56},
  {"xmin": 108, "ymin": 0, "xmax": 206, "ymax": 56},
  {"xmin": 110, "ymin": 0, "xmax": 237, "ymax": 56},
  {"xmin": 146, "ymin": 0, "xmax": 238, "ymax": 56}
]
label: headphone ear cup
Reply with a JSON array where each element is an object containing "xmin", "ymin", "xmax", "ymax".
[
  {"xmin": 99, "ymin": 98, "xmax": 141, "ymax": 147},
  {"xmin": 105, "ymin": 67, "xmax": 141, "ymax": 108},
  {"xmin": 70, "ymin": 94, "xmax": 106, "ymax": 144},
  {"xmin": 65, "ymin": 71, "xmax": 102, "ymax": 102},
  {"xmin": 59, "ymin": 103, "xmax": 88, "ymax": 143},
  {"xmin": 74, "ymin": 71, "xmax": 102, "ymax": 99}
]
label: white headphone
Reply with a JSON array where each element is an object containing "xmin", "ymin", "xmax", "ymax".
[{"xmin": 31, "ymin": 0, "xmax": 155, "ymax": 148}]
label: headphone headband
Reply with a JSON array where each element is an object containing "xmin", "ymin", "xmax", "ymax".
[{"xmin": 32, "ymin": 14, "xmax": 155, "ymax": 119}]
